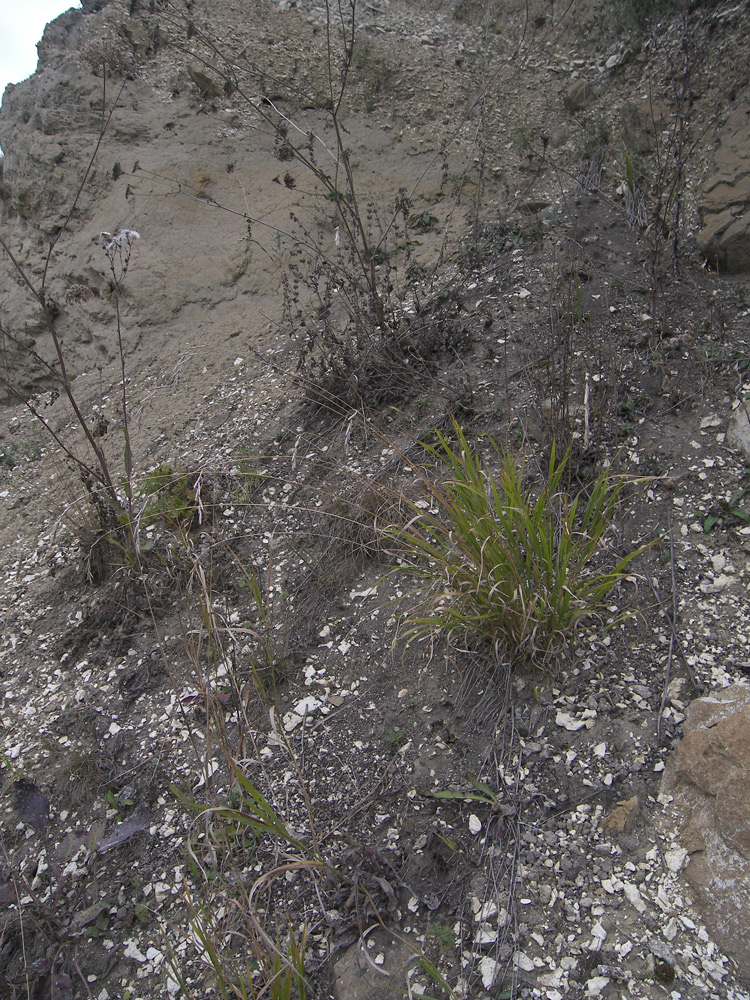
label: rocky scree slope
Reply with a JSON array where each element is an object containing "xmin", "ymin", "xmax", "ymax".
[{"xmin": 1, "ymin": 1, "xmax": 750, "ymax": 999}]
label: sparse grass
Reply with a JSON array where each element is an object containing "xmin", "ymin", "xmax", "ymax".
[
  {"xmin": 396, "ymin": 422, "xmax": 642, "ymax": 670},
  {"xmin": 168, "ymin": 750, "xmax": 322, "ymax": 999},
  {"xmin": 168, "ymin": 883, "xmax": 312, "ymax": 1000},
  {"xmin": 139, "ymin": 463, "xmax": 202, "ymax": 531},
  {"xmin": 172, "ymin": 764, "xmax": 310, "ymax": 856},
  {"xmin": 230, "ymin": 450, "xmax": 269, "ymax": 506}
]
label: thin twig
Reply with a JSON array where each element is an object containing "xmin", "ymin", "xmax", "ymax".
[{"xmin": 653, "ymin": 510, "xmax": 700, "ymax": 740}]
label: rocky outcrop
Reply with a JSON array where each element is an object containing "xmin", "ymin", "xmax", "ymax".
[
  {"xmin": 697, "ymin": 100, "xmax": 750, "ymax": 273},
  {"xmin": 661, "ymin": 684, "xmax": 750, "ymax": 980}
]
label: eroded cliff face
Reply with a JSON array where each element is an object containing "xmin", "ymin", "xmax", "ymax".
[
  {"xmin": 0, "ymin": 0, "xmax": 612, "ymax": 404},
  {"xmin": 0, "ymin": 0, "xmax": 331, "ymax": 400}
]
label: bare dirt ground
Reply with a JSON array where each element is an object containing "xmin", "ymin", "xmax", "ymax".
[{"xmin": 2, "ymin": 1, "xmax": 750, "ymax": 999}]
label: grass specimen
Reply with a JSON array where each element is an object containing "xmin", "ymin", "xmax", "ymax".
[
  {"xmin": 139, "ymin": 463, "xmax": 201, "ymax": 531},
  {"xmin": 167, "ymin": 885, "xmax": 311, "ymax": 1000},
  {"xmin": 172, "ymin": 762, "xmax": 310, "ymax": 856},
  {"xmin": 397, "ymin": 423, "xmax": 641, "ymax": 670}
]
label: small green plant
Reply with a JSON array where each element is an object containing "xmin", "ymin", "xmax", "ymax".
[
  {"xmin": 397, "ymin": 422, "xmax": 641, "ymax": 669},
  {"xmin": 231, "ymin": 451, "xmax": 269, "ymax": 506},
  {"xmin": 422, "ymin": 773, "xmax": 502, "ymax": 811},
  {"xmin": 172, "ymin": 758, "xmax": 311, "ymax": 856},
  {"xmin": 409, "ymin": 210, "xmax": 439, "ymax": 233},
  {"xmin": 427, "ymin": 921, "xmax": 456, "ymax": 951},
  {"xmin": 139, "ymin": 463, "xmax": 200, "ymax": 530},
  {"xmin": 105, "ymin": 787, "xmax": 134, "ymax": 812},
  {"xmin": 703, "ymin": 487, "xmax": 750, "ymax": 532}
]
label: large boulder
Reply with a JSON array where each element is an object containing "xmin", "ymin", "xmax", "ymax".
[
  {"xmin": 697, "ymin": 101, "xmax": 750, "ymax": 273},
  {"xmin": 660, "ymin": 684, "xmax": 750, "ymax": 981}
]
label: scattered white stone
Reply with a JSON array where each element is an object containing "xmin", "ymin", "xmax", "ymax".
[
  {"xmin": 593, "ymin": 742, "xmax": 607, "ymax": 757},
  {"xmin": 153, "ymin": 881, "xmax": 172, "ymax": 903},
  {"xmin": 590, "ymin": 922, "xmax": 607, "ymax": 947},
  {"xmin": 477, "ymin": 901, "xmax": 498, "ymax": 922},
  {"xmin": 166, "ymin": 969, "xmax": 182, "ymax": 997},
  {"xmin": 475, "ymin": 926, "xmax": 498, "ymax": 946},
  {"xmin": 665, "ymin": 848, "xmax": 689, "ymax": 873},
  {"xmin": 468, "ymin": 814, "xmax": 482, "ymax": 835},
  {"xmin": 556, "ymin": 711, "xmax": 587, "ymax": 731},
  {"xmin": 664, "ymin": 917, "xmax": 679, "ymax": 941},
  {"xmin": 190, "ymin": 761, "xmax": 218, "ymax": 794},
  {"xmin": 700, "ymin": 574, "xmax": 731, "ymax": 594},
  {"xmin": 479, "ymin": 957, "xmax": 499, "ymax": 989},
  {"xmin": 655, "ymin": 887, "xmax": 672, "ymax": 911},
  {"xmin": 702, "ymin": 957, "xmax": 727, "ymax": 981},
  {"xmin": 711, "ymin": 553, "xmax": 727, "ymax": 573},
  {"xmin": 513, "ymin": 951, "xmax": 535, "ymax": 973},
  {"xmin": 623, "ymin": 883, "xmax": 646, "ymax": 913},
  {"xmin": 124, "ymin": 940, "xmax": 147, "ymax": 962},
  {"xmin": 538, "ymin": 970, "xmax": 565, "ymax": 988},
  {"xmin": 586, "ymin": 976, "xmax": 611, "ymax": 996},
  {"xmin": 283, "ymin": 712, "xmax": 303, "ymax": 732},
  {"xmin": 292, "ymin": 695, "xmax": 323, "ymax": 717}
]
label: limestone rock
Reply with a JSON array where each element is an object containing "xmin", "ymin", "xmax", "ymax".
[
  {"xmin": 187, "ymin": 62, "xmax": 223, "ymax": 98},
  {"xmin": 600, "ymin": 795, "xmax": 640, "ymax": 835},
  {"xmin": 728, "ymin": 401, "xmax": 750, "ymax": 461},
  {"xmin": 563, "ymin": 79, "xmax": 594, "ymax": 113},
  {"xmin": 661, "ymin": 684, "xmax": 750, "ymax": 981},
  {"xmin": 697, "ymin": 101, "xmax": 750, "ymax": 273}
]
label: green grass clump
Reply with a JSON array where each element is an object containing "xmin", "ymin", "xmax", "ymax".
[
  {"xmin": 398, "ymin": 423, "xmax": 640, "ymax": 670},
  {"xmin": 139, "ymin": 463, "xmax": 199, "ymax": 530}
]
